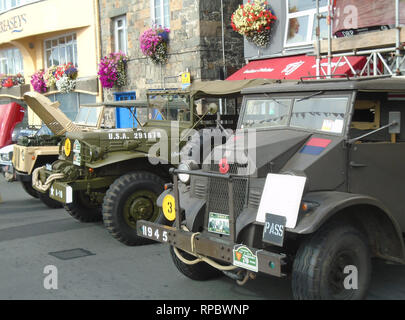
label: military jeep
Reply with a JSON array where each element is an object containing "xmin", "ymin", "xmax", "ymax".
[
  {"xmin": 137, "ymin": 77, "xmax": 405, "ymax": 300},
  {"xmin": 34, "ymin": 80, "xmax": 274, "ymax": 246},
  {"xmin": 13, "ymin": 92, "xmax": 106, "ymax": 208}
]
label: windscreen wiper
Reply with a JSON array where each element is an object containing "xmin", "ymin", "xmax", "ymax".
[{"xmin": 297, "ymin": 91, "xmax": 323, "ymax": 102}]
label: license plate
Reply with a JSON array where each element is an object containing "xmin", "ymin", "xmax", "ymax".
[
  {"xmin": 138, "ymin": 223, "xmax": 169, "ymax": 243},
  {"xmin": 262, "ymin": 213, "xmax": 286, "ymax": 247},
  {"xmin": 208, "ymin": 212, "xmax": 230, "ymax": 236},
  {"xmin": 49, "ymin": 181, "xmax": 73, "ymax": 204}
]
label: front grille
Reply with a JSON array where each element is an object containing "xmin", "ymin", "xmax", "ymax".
[
  {"xmin": 193, "ymin": 178, "xmax": 207, "ymax": 199},
  {"xmin": 248, "ymin": 188, "xmax": 262, "ymax": 208},
  {"xmin": 206, "ymin": 175, "xmax": 248, "ymax": 220}
]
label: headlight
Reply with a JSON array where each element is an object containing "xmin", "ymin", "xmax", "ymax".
[
  {"xmin": 178, "ymin": 160, "xmax": 199, "ymax": 184},
  {"xmin": 178, "ymin": 162, "xmax": 191, "ymax": 184}
]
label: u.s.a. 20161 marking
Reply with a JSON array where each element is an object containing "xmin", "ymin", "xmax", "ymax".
[{"xmin": 108, "ymin": 131, "xmax": 161, "ymax": 140}]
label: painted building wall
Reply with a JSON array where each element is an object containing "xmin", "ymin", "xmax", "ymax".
[{"xmin": 0, "ymin": 0, "xmax": 101, "ymax": 126}]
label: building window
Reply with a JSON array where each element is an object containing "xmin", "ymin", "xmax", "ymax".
[
  {"xmin": 0, "ymin": 0, "xmax": 40, "ymax": 13},
  {"xmin": 285, "ymin": 0, "xmax": 328, "ymax": 47},
  {"xmin": 113, "ymin": 15, "xmax": 128, "ymax": 54},
  {"xmin": 44, "ymin": 33, "xmax": 78, "ymax": 68},
  {"xmin": 0, "ymin": 47, "xmax": 23, "ymax": 75},
  {"xmin": 151, "ymin": 0, "xmax": 170, "ymax": 28}
]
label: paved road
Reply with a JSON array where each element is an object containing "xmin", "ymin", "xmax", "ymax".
[{"xmin": 0, "ymin": 176, "xmax": 404, "ymax": 300}]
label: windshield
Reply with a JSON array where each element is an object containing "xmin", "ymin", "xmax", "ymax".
[
  {"xmin": 241, "ymin": 94, "xmax": 349, "ymax": 134},
  {"xmin": 241, "ymin": 98, "xmax": 292, "ymax": 128},
  {"xmin": 35, "ymin": 125, "xmax": 54, "ymax": 136},
  {"xmin": 148, "ymin": 94, "xmax": 191, "ymax": 122},
  {"xmin": 74, "ymin": 106, "xmax": 103, "ymax": 126}
]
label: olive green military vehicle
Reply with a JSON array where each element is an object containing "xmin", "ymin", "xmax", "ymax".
[
  {"xmin": 13, "ymin": 92, "xmax": 108, "ymax": 208},
  {"xmin": 137, "ymin": 76, "xmax": 405, "ymax": 300},
  {"xmin": 33, "ymin": 79, "xmax": 275, "ymax": 246}
]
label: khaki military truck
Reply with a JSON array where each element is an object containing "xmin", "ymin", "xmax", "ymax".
[
  {"xmin": 33, "ymin": 79, "xmax": 277, "ymax": 246},
  {"xmin": 13, "ymin": 92, "xmax": 106, "ymax": 208},
  {"xmin": 137, "ymin": 77, "xmax": 405, "ymax": 300}
]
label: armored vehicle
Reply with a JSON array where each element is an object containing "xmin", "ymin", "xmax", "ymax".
[
  {"xmin": 137, "ymin": 77, "xmax": 405, "ymax": 300},
  {"xmin": 13, "ymin": 92, "xmax": 106, "ymax": 207},
  {"xmin": 34, "ymin": 79, "xmax": 276, "ymax": 246}
]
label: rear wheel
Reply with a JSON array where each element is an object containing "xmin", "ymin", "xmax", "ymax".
[
  {"xmin": 38, "ymin": 191, "xmax": 63, "ymax": 209},
  {"xmin": 64, "ymin": 190, "xmax": 102, "ymax": 222},
  {"xmin": 102, "ymin": 171, "xmax": 168, "ymax": 246},
  {"xmin": 21, "ymin": 180, "xmax": 39, "ymax": 199},
  {"xmin": 169, "ymin": 246, "xmax": 223, "ymax": 281},
  {"xmin": 292, "ymin": 223, "xmax": 371, "ymax": 300}
]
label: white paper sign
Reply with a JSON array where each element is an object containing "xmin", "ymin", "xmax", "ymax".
[{"xmin": 256, "ymin": 174, "xmax": 307, "ymax": 229}]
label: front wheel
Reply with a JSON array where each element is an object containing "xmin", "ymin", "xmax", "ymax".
[
  {"xmin": 64, "ymin": 190, "xmax": 102, "ymax": 222},
  {"xmin": 169, "ymin": 246, "xmax": 223, "ymax": 281},
  {"xmin": 292, "ymin": 223, "xmax": 371, "ymax": 300},
  {"xmin": 102, "ymin": 171, "xmax": 169, "ymax": 246},
  {"xmin": 38, "ymin": 191, "xmax": 63, "ymax": 209},
  {"xmin": 21, "ymin": 180, "xmax": 39, "ymax": 199}
]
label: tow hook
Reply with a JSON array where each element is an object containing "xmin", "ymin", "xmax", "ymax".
[{"xmin": 222, "ymin": 269, "xmax": 257, "ymax": 286}]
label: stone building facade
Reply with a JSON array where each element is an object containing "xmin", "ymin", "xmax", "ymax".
[{"xmin": 99, "ymin": 0, "xmax": 245, "ymax": 100}]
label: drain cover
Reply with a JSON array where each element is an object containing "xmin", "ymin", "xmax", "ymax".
[{"xmin": 49, "ymin": 248, "xmax": 95, "ymax": 260}]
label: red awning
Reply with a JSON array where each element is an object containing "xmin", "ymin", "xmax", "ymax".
[{"xmin": 227, "ymin": 55, "xmax": 367, "ymax": 81}]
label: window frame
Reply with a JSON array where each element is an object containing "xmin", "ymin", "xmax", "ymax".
[
  {"xmin": 113, "ymin": 15, "xmax": 128, "ymax": 54},
  {"xmin": 44, "ymin": 33, "xmax": 78, "ymax": 68},
  {"xmin": 0, "ymin": 0, "xmax": 40, "ymax": 13},
  {"xmin": 0, "ymin": 47, "xmax": 23, "ymax": 75},
  {"xmin": 284, "ymin": 0, "xmax": 328, "ymax": 48},
  {"xmin": 150, "ymin": 0, "xmax": 170, "ymax": 28}
]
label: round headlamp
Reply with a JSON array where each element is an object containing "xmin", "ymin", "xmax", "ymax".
[{"xmin": 178, "ymin": 162, "xmax": 191, "ymax": 184}]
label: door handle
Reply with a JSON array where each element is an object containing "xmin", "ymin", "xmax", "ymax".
[{"xmin": 350, "ymin": 161, "xmax": 367, "ymax": 168}]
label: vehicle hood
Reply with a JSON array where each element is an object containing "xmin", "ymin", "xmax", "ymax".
[
  {"xmin": 204, "ymin": 129, "xmax": 311, "ymax": 176},
  {"xmin": 24, "ymin": 92, "xmax": 80, "ymax": 135}
]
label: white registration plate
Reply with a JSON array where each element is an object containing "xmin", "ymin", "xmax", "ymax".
[{"xmin": 139, "ymin": 224, "xmax": 169, "ymax": 242}]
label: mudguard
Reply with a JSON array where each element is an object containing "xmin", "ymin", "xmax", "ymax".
[{"xmin": 86, "ymin": 151, "xmax": 150, "ymax": 169}]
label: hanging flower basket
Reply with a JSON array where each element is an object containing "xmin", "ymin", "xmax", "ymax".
[
  {"xmin": 97, "ymin": 52, "xmax": 128, "ymax": 89},
  {"xmin": 231, "ymin": 0, "xmax": 277, "ymax": 48},
  {"xmin": 140, "ymin": 26, "xmax": 170, "ymax": 65}
]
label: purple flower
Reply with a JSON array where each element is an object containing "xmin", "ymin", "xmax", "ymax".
[
  {"xmin": 140, "ymin": 26, "xmax": 170, "ymax": 59},
  {"xmin": 31, "ymin": 70, "xmax": 47, "ymax": 93},
  {"xmin": 97, "ymin": 52, "xmax": 128, "ymax": 88}
]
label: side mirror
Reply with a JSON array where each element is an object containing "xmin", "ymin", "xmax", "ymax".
[{"xmin": 208, "ymin": 103, "xmax": 218, "ymax": 115}]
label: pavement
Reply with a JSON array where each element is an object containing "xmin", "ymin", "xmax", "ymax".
[{"xmin": 0, "ymin": 176, "xmax": 405, "ymax": 300}]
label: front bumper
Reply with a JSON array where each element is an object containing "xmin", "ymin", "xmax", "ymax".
[
  {"xmin": 137, "ymin": 168, "xmax": 287, "ymax": 278},
  {"xmin": 15, "ymin": 170, "xmax": 32, "ymax": 182},
  {"xmin": 33, "ymin": 165, "xmax": 116, "ymax": 203},
  {"xmin": 137, "ymin": 220, "xmax": 286, "ymax": 277}
]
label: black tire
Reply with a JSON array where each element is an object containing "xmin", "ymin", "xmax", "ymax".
[
  {"xmin": 64, "ymin": 191, "xmax": 102, "ymax": 222},
  {"xmin": 21, "ymin": 180, "xmax": 39, "ymax": 199},
  {"xmin": 292, "ymin": 223, "xmax": 371, "ymax": 300},
  {"xmin": 38, "ymin": 191, "xmax": 63, "ymax": 209},
  {"xmin": 102, "ymin": 171, "xmax": 169, "ymax": 246},
  {"xmin": 169, "ymin": 246, "xmax": 223, "ymax": 281}
]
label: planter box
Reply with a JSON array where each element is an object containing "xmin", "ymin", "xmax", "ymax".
[
  {"xmin": 44, "ymin": 76, "xmax": 99, "ymax": 96},
  {"xmin": 0, "ymin": 84, "xmax": 30, "ymax": 99}
]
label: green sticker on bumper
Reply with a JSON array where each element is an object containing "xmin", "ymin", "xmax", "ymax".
[
  {"xmin": 208, "ymin": 212, "xmax": 230, "ymax": 235},
  {"xmin": 233, "ymin": 245, "xmax": 258, "ymax": 272}
]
